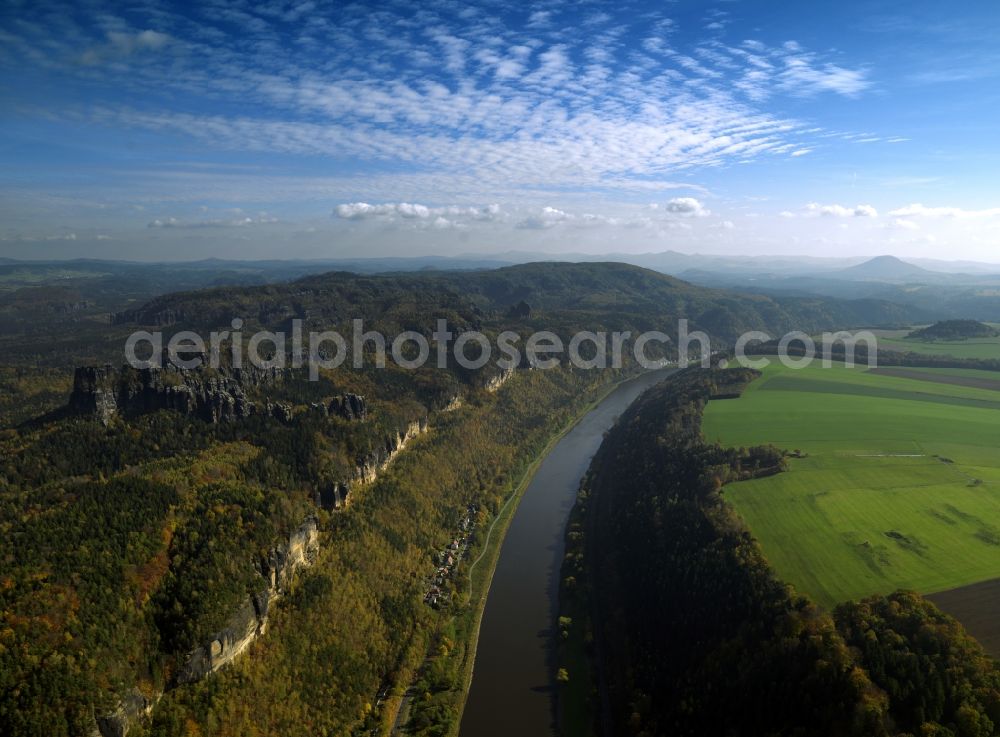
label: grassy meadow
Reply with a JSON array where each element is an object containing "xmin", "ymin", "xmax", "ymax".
[
  {"xmin": 870, "ymin": 326, "xmax": 1000, "ymax": 359},
  {"xmin": 702, "ymin": 362, "xmax": 1000, "ymax": 607}
]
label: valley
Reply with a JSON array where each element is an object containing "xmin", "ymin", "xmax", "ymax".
[
  {"xmin": 1, "ymin": 260, "xmax": 998, "ymax": 737},
  {"xmin": 5, "ymin": 2, "xmax": 1000, "ymax": 734}
]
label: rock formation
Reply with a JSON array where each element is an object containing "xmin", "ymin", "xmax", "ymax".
[
  {"xmin": 264, "ymin": 401, "xmax": 294, "ymax": 423},
  {"xmin": 92, "ymin": 519, "xmax": 319, "ymax": 736},
  {"xmin": 93, "ymin": 690, "xmax": 157, "ymax": 737},
  {"xmin": 328, "ymin": 393, "xmax": 367, "ymax": 421},
  {"xmin": 355, "ymin": 418, "xmax": 427, "ymax": 483},
  {"xmin": 69, "ymin": 362, "xmax": 283, "ymax": 424},
  {"xmin": 175, "ymin": 517, "xmax": 319, "ymax": 684},
  {"xmin": 314, "ymin": 417, "xmax": 428, "ymax": 510},
  {"xmin": 484, "ymin": 367, "xmax": 514, "ymax": 393}
]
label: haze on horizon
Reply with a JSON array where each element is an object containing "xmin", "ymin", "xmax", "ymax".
[{"xmin": 1, "ymin": 0, "xmax": 999, "ymax": 263}]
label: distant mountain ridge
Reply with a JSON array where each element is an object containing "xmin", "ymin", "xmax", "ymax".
[
  {"xmin": 830, "ymin": 255, "xmax": 934, "ymax": 282},
  {"xmin": 113, "ymin": 261, "xmax": 927, "ymax": 343},
  {"xmin": 4, "ymin": 251, "xmax": 1000, "ymax": 277}
]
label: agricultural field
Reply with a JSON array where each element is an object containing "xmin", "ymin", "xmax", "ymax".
[
  {"xmin": 702, "ymin": 362, "xmax": 1000, "ymax": 611},
  {"xmin": 870, "ymin": 326, "xmax": 1000, "ymax": 359},
  {"xmin": 928, "ymin": 578, "xmax": 1000, "ymax": 656},
  {"xmin": 0, "ymin": 267, "xmax": 107, "ymax": 290}
]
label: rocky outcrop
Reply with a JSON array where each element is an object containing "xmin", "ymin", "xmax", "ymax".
[
  {"xmin": 356, "ymin": 418, "xmax": 428, "ymax": 484},
  {"xmin": 484, "ymin": 367, "xmax": 514, "ymax": 393},
  {"xmin": 307, "ymin": 393, "xmax": 367, "ymax": 421},
  {"xmin": 69, "ymin": 364, "xmax": 372, "ymax": 428},
  {"xmin": 69, "ymin": 362, "xmax": 283, "ymax": 425},
  {"xmin": 70, "ymin": 365, "xmax": 120, "ymax": 425},
  {"xmin": 175, "ymin": 517, "xmax": 319, "ymax": 684},
  {"xmin": 315, "ymin": 418, "xmax": 428, "ymax": 510},
  {"xmin": 316, "ymin": 481, "xmax": 351, "ymax": 510},
  {"xmin": 264, "ymin": 401, "xmax": 294, "ymax": 423},
  {"xmin": 94, "ymin": 690, "xmax": 157, "ymax": 737},
  {"xmin": 91, "ymin": 519, "xmax": 319, "ymax": 737},
  {"xmin": 328, "ymin": 393, "xmax": 367, "ymax": 421}
]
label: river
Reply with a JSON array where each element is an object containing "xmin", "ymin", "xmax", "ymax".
[{"xmin": 458, "ymin": 369, "xmax": 674, "ymax": 737}]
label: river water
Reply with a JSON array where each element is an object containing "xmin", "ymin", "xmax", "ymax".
[{"xmin": 458, "ymin": 369, "xmax": 674, "ymax": 737}]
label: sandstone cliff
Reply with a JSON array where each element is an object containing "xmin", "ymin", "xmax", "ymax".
[
  {"xmin": 484, "ymin": 366, "xmax": 514, "ymax": 393},
  {"xmin": 70, "ymin": 363, "xmax": 283, "ymax": 424},
  {"xmin": 94, "ymin": 518, "xmax": 320, "ymax": 737},
  {"xmin": 175, "ymin": 517, "xmax": 320, "ymax": 684},
  {"xmin": 69, "ymin": 363, "xmax": 375, "ymax": 428},
  {"xmin": 315, "ymin": 416, "xmax": 428, "ymax": 510}
]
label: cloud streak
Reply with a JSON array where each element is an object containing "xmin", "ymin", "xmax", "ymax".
[
  {"xmin": 3, "ymin": 0, "xmax": 877, "ymax": 201},
  {"xmin": 888, "ymin": 204, "xmax": 1000, "ymax": 218},
  {"xmin": 148, "ymin": 214, "xmax": 279, "ymax": 228},
  {"xmin": 802, "ymin": 203, "xmax": 879, "ymax": 218}
]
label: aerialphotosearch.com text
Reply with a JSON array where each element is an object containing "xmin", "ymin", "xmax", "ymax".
[{"xmin": 124, "ymin": 318, "xmax": 879, "ymax": 380}]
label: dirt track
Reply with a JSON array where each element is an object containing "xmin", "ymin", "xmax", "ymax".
[{"xmin": 927, "ymin": 578, "xmax": 1000, "ymax": 658}]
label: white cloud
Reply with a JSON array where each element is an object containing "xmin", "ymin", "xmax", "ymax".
[
  {"xmin": 804, "ymin": 202, "xmax": 878, "ymax": 218},
  {"xmin": 778, "ymin": 55, "xmax": 869, "ymax": 97},
  {"xmin": 335, "ymin": 203, "xmax": 423, "ymax": 220},
  {"xmin": 396, "ymin": 203, "xmax": 431, "ymax": 219},
  {"xmin": 334, "ymin": 201, "xmax": 503, "ymax": 224},
  {"xmin": 510, "ymin": 206, "xmax": 648, "ymax": 230},
  {"xmin": 148, "ymin": 217, "xmax": 180, "ymax": 228},
  {"xmin": 527, "ymin": 11, "xmax": 552, "ymax": 27},
  {"xmin": 516, "ymin": 206, "xmax": 570, "ymax": 229},
  {"xmin": 663, "ymin": 197, "xmax": 710, "ymax": 217},
  {"xmin": 727, "ymin": 38, "xmax": 870, "ymax": 101},
  {"xmin": 494, "ymin": 58, "xmax": 525, "ymax": 79}
]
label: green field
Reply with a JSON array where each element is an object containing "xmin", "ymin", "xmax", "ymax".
[
  {"xmin": 870, "ymin": 327, "xmax": 1000, "ymax": 359},
  {"xmin": 702, "ymin": 362, "xmax": 1000, "ymax": 607},
  {"xmin": 0, "ymin": 267, "xmax": 106, "ymax": 290}
]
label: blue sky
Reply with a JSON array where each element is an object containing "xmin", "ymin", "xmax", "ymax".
[{"xmin": 1, "ymin": 0, "xmax": 999, "ymax": 261}]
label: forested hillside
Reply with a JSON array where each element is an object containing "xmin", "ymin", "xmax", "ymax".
[
  {"xmin": 0, "ymin": 262, "xmax": 739, "ymax": 735},
  {"xmin": 115, "ymin": 262, "xmax": 922, "ymax": 343},
  {"xmin": 909, "ymin": 320, "xmax": 999, "ymax": 341},
  {"xmin": 1, "ymin": 344, "xmax": 619, "ymax": 735}
]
